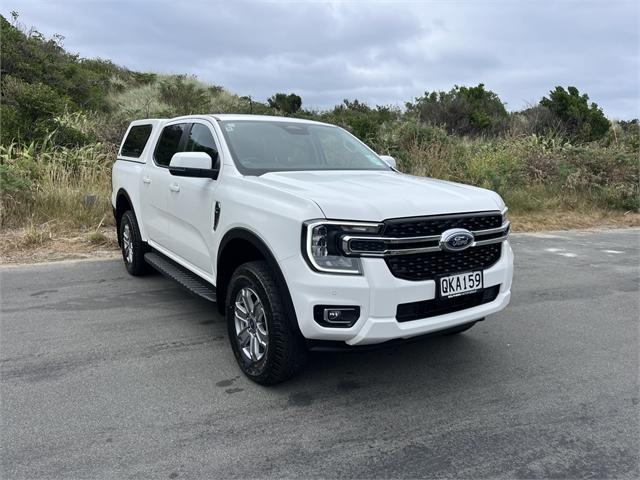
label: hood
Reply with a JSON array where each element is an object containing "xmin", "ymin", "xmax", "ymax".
[{"xmin": 256, "ymin": 170, "xmax": 504, "ymax": 221}]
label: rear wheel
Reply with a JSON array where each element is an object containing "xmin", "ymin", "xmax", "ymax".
[
  {"xmin": 226, "ymin": 261, "xmax": 307, "ymax": 384},
  {"xmin": 119, "ymin": 210, "xmax": 148, "ymax": 276}
]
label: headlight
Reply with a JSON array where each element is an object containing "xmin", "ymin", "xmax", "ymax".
[{"xmin": 302, "ymin": 220, "xmax": 381, "ymax": 274}]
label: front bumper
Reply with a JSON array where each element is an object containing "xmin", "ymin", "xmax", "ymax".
[{"xmin": 279, "ymin": 240, "xmax": 514, "ymax": 345}]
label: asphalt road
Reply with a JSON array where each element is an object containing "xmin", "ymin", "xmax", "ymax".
[{"xmin": 1, "ymin": 229, "xmax": 639, "ymax": 479}]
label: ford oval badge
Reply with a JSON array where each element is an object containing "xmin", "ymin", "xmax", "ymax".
[{"xmin": 440, "ymin": 228, "xmax": 474, "ymax": 252}]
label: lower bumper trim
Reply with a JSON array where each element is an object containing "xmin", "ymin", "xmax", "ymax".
[
  {"xmin": 396, "ymin": 285, "xmax": 501, "ymax": 322},
  {"xmin": 306, "ymin": 318, "xmax": 485, "ymax": 352}
]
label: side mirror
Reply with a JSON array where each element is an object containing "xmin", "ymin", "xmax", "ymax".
[
  {"xmin": 379, "ymin": 154, "xmax": 397, "ymax": 169},
  {"xmin": 169, "ymin": 152, "xmax": 219, "ymax": 179}
]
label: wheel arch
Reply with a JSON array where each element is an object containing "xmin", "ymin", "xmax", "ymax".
[
  {"xmin": 216, "ymin": 228, "xmax": 300, "ymax": 335},
  {"xmin": 114, "ymin": 188, "xmax": 136, "ymax": 246}
]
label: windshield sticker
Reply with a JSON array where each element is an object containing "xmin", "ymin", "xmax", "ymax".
[{"xmin": 225, "ymin": 124, "xmax": 235, "ymax": 132}]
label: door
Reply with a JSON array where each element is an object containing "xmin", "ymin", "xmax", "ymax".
[
  {"xmin": 140, "ymin": 123, "xmax": 188, "ymax": 249},
  {"xmin": 165, "ymin": 122, "xmax": 221, "ymax": 275}
]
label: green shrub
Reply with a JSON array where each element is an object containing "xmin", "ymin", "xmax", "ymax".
[
  {"xmin": 407, "ymin": 84, "xmax": 508, "ymax": 136},
  {"xmin": 1, "ymin": 76, "xmax": 66, "ymax": 142},
  {"xmin": 1, "ymin": 11, "xmax": 637, "ymax": 233},
  {"xmin": 509, "ymin": 105, "xmax": 565, "ymax": 138},
  {"xmin": 0, "ymin": 15, "xmax": 117, "ymax": 113},
  {"xmin": 267, "ymin": 92, "xmax": 302, "ymax": 114},
  {"xmin": 540, "ymin": 86, "xmax": 610, "ymax": 143},
  {"xmin": 320, "ymin": 100, "xmax": 400, "ymax": 144},
  {"xmin": 158, "ymin": 75, "xmax": 211, "ymax": 114}
]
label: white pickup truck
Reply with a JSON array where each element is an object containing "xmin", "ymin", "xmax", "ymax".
[{"xmin": 112, "ymin": 114, "xmax": 513, "ymax": 384}]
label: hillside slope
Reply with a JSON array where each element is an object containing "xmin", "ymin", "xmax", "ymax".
[{"xmin": 0, "ymin": 13, "xmax": 638, "ymax": 263}]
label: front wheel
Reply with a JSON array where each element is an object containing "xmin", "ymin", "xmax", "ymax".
[{"xmin": 226, "ymin": 261, "xmax": 307, "ymax": 385}]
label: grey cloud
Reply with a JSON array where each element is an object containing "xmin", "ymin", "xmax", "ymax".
[{"xmin": 4, "ymin": 0, "xmax": 639, "ymax": 118}]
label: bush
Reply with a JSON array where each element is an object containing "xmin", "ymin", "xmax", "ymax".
[
  {"xmin": 267, "ymin": 92, "xmax": 302, "ymax": 114},
  {"xmin": 510, "ymin": 105, "xmax": 564, "ymax": 138},
  {"xmin": 320, "ymin": 100, "xmax": 399, "ymax": 145},
  {"xmin": 0, "ymin": 76, "xmax": 95, "ymax": 146},
  {"xmin": 407, "ymin": 84, "xmax": 508, "ymax": 136},
  {"xmin": 1, "ymin": 11, "xmax": 637, "ymax": 234},
  {"xmin": 0, "ymin": 14, "xmax": 116, "ymax": 112},
  {"xmin": 540, "ymin": 86, "xmax": 610, "ymax": 143},
  {"xmin": 1, "ymin": 76, "xmax": 64, "ymax": 143},
  {"xmin": 610, "ymin": 119, "xmax": 640, "ymax": 151},
  {"xmin": 158, "ymin": 75, "xmax": 211, "ymax": 115}
]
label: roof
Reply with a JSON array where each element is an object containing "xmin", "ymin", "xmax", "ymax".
[
  {"xmin": 128, "ymin": 118, "xmax": 167, "ymax": 126},
  {"xmin": 127, "ymin": 114, "xmax": 333, "ymax": 127},
  {"xmin": 209, "ymin": 114, "xmax": 330, "ymax": 126}
]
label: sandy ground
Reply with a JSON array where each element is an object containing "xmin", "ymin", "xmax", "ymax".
[{"xmin": 0, "ymin": 227, "xmax": 119, "ymax": 265}]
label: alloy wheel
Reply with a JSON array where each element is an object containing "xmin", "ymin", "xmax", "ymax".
[
  {"xmin": 234, "ymin": 287, "xmax": 268, "ymax": 362},
  {"xmin": 122, "ymin": 223, "xmax": 133, "ymax": 264}
]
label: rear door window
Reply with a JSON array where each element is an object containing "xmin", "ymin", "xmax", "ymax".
[
  {"xmin": 154, "ymin": 123, "xmax": 188, "ymax": 166},
  {"xmin": 121, "ymin": 124, "xmax": 152, "ymax": 158}
]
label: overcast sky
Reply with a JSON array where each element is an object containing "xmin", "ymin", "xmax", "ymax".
[{"xmin": 4, "ymin": 0, "xmax": 639, "ymax": 118}]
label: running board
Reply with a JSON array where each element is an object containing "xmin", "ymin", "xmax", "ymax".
[{"xmin": 144, "ymin": 252, "xmax": 216, "ymax": 303}]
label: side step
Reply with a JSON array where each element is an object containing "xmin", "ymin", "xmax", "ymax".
[{"xmin": 144, "ymin": 252, "xmax": 216, "ymax": 303}]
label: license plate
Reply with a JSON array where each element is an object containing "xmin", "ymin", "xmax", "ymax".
[{"xmin": 438, "ymin": 271, "xmax": 483, "ymax": 299}]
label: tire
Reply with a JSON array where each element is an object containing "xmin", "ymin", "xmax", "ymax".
[
  {"xmin": 226, "ymin": 261, "xmax": 307, "ymax": 385},
  {"xmin": 442, "ymin": 320, "xmax": 480, "ymax": 335},
  {"xmin": 119, "ymin": 210, "xmax": 148, "ymax": 276}
]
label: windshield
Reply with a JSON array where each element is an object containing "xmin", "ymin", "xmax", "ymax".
[{"xmin": 219, "ymin": 120, "xmax": 390, "ymax": 175}]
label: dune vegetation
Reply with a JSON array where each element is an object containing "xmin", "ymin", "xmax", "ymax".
[{"xmin": 1, "ymin": 13, "xmax": 638, "ymax": 259}]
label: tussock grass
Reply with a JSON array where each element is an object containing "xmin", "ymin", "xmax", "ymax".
[
  {"xmin": 0, "ymin": 141, "xmax": 115, "ymax": 231},
  {"xmin": 381, "ymin": 126, "xmax": 639, "ymax": 214},
  {"xmin": 87, "ymin": 230, "xmax": 109, "ymax": 244},
  {"xmin": 1, "ymin": 98, "xmax": 637, "ymax": 248},
  {"xmin": 18, "ymin": 222, "xmax": 53, "ymax": 248}
]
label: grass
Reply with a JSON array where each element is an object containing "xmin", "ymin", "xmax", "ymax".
[
  {"xmin": 389, "ymin": 127, "xmax": 639, "ymax": 213},
  {"xmin": 1, "ymin": 141, "xmax": 115, "ymax": 230},
  {"xmin": 87, "ymin": 230, "xmax": 109, "ymax": 245},
  {"xmin": 3, "ymin": 15, "xmax": 637, "ymax": 263},
  {"xmin": 18, "ymin": 222, "xmax": 53, "ymax": 248},
  {"xmin": 0, "ymin": 119, "xmax": 637, "ymax": 264}
]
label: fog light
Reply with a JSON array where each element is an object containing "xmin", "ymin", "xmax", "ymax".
[{"xmin": 313, "ymin": 305, "xmax": 360, "ymax": 328}]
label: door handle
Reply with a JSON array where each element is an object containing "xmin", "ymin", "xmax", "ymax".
[
  {"xmin": 142, "ymin": 177, "xmax": 151, "ymax": 184},
  {"xmin": 169, "ymin": 183, "xmax": 180, "ymax": 192}
]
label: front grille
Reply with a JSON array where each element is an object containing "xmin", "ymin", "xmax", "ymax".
[
  {"xmin": 396, "ymin": 285, "xmax": 501, "ymax": 322},
  {"xmin": 383, "ymin": 212, "xmax": 502, "ymax": 237},
  {"xmin": 349, "ymin": 239, "xmax": 387, "ymax": 252},
  {"xmin": 386, "ymin": 243, "xmax": 502, "ymax": 281}
]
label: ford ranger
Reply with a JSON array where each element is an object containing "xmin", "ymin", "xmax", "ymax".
[{"xmin": 112, "ymin": 115, "xmax": 513, "ymax": 384}]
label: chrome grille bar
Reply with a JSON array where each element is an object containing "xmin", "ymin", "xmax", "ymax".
[{"xmin": 342, "ymin": 220, "xmax": 510, "ymax": 257}]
